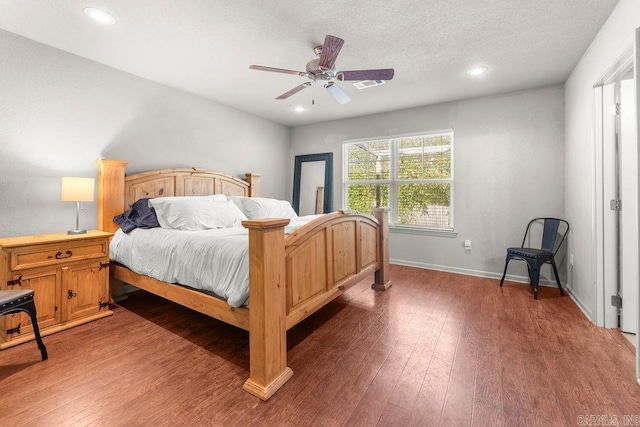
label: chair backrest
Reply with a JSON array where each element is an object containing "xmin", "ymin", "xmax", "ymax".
[{"xmin": 521, "ymin": 218, "xmax": 570, "ymax": 254}]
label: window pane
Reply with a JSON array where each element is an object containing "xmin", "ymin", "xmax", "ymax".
[
  {"xmin": 397, "ymin": 183, "xmax": 451, "ymax": 228},
  {"xmin": 346, "ymin": 184, "xmax": 389, "ymax": 214},
  {"xmin": 346, "ymin": 140, "xmax": 391, "ymax": 180},
  {"xmin": 398, "ymin": 136, "xmax": 451, "ymax": 179},
  {"xmin": 343, "ymin": 131, "xmax": 453, "ymax": 230}
]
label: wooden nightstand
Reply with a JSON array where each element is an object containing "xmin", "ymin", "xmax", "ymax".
[{"xmin": 0, "ymin": 230, "xmax": 113, "ymax": 349}]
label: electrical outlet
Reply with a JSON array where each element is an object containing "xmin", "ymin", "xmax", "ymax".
[
  {"xmin": 569, "ymin": 253, "xmax": 574, "ymax": 266},
  {"xmin": 464, "ymin": 239, "xmax": 472, "ymax": 250}
]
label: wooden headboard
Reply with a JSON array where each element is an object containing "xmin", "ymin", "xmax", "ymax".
[{"xmin": 96, "ymin": 159, "xmax": 261, "ymax": 234}]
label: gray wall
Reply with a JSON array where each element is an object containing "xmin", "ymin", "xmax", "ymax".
[
  {"xmin": 0, "ymin": 30, "xmax": 289, "ymax": 238},
  {"xmin": 290, "ymin": 85, "xmax": 565, "ymax": 281},
  {"xmin": 564, "ymin": 0, "xmax": 640, "ymax": 322}
]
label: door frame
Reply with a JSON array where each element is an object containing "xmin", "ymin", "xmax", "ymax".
[
  {"xmin": 592, "ymin": 46, "xmax": 633, "ymax": 329},
  {"xmin": 593, "ymin": 30, "xmax": 640, "ymax": 385}
]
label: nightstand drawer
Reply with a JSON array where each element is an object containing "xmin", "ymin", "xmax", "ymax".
[{"xmin": 10, "ymin": 240, "xmax": 108, "ymax": 271}]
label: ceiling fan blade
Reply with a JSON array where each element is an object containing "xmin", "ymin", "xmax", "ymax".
[
  {"xmin": 325, "ymin": 82, "xmax": 351, "ymax": 104},
  {"xmin": 276, "ymin": 82, "xmax": 312, "ymax": 100},
  {"xmin": 318, "ymin": 35, "xmax": 344, "ymax": 71},
  {"xmin": 337, "ymin": 69, "xmax": 395, "ymax": 81},
  {"xmin": 250, "ymin": 65, "xmax": 306, "ymax": 77}
]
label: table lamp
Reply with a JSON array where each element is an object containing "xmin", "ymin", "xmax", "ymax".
[{"xmin": 61, "ymin": 177, "xmax": 95, "ymax": 234}]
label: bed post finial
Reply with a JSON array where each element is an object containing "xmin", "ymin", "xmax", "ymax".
[
  {"xmin": 246, "ymin": 173, "xmax": 261, "ymax": 197},
  {"xmin": 372, "ymin": 207, "xmax": 392, "ymax": 291},
  {"xmin": 96, "ymin": 159, "xmax": 128, "ymax": 234}
]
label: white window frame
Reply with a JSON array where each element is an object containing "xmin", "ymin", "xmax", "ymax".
[{"xmin": 342, "ymin": 130, "xmax": 455, "ymax": 233}]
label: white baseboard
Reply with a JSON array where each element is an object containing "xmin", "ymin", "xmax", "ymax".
[
  {"xmin": 562, "ymin": 287, "xmax": 593, "ymax": 321},
  {"xmin": 390, "ymin": 258, "xmax": 562, "ymax": 287}
]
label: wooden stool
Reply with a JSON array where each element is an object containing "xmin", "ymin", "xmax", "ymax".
[{"xmin": 0, "ymin": 290, "xmax": 48, "ymax": 360}]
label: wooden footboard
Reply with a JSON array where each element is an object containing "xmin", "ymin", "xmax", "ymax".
[
  {"xmin": 284, "ymin": 209, "xmax": 389, "ymax": 328},
  {"xmin": 242, "ymin": 209, "xmax": 390, "ymax": 400},
  {"xmin": 96, "ymin": 159, "xmax": 390, "ymax": 401}
]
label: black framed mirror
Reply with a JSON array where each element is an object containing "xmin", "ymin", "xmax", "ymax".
[{"xmin": 292, "ymin": 152, "xmax": 333, "ymax": 215}]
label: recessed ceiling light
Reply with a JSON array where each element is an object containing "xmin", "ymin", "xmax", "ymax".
[
  {"xmin": 293, "ymin": 106, "xmax": 306, "ymax": 113},
  {"xmin": 83, "ymin": 7, "xmax": 116, "ymax": 25},
  {"xmin": 467, "ymin": 66, "xmax": 488, "ymax": 76}
]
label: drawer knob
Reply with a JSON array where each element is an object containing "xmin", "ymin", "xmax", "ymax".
[{"xmin": 55, "ymin": 250, "xmax": 73, "ymax": 259}]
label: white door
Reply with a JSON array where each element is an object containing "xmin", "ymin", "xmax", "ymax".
[
  {"xmin": 598, "ymin": 76, "xmax": 638, "ymax": 333},
  {"xmin": 620, "ymin": 77, "xmax": 638, "ymax": 334},
  {"xmin": 602, "ymin": 83, "xmax": 618, "ymax": 328}
]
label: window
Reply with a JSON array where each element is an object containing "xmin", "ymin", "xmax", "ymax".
[{"xmin": 343, "ymin": 131, "xmax": 453, "ymax": 230}]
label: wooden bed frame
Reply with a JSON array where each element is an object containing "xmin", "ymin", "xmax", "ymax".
[{"xmin": 95, "ymin": 159, "xmax": 391, "ymax": 400}]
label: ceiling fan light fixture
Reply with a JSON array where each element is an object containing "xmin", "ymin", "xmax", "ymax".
[
  {"xmin": 325, "ymin": 82, "xmax": 351, "ymax": 104},
  {"xmin": 83, "ymin": 7, "xmax": 116, "ymax": 25},
  {"xmin": 467, "ymin": 66, "xmax": 488, "ymax": 76}
]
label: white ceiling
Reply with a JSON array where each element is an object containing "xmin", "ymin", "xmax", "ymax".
[{"xmin": 0, "ymin": 0, "xmax": 619, "ymax": 127}]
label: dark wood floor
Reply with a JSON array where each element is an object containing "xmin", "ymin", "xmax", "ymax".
[{"xmin": 1, "ymin": 265, "xmax": 638, "ymax": 426}]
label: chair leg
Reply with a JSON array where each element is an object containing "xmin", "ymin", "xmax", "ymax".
[
  {"xmin": 550, "ymin": 260, "xmax": 565, "ymax": 296},
  {"xmin": 499, "ymin": 256, "xmax": 511, "ymax": 287},
  {"xmin": 527, "ymin": 261, "xmax": 541, "ymax": 300},
  {"xmin": 23, "ymin": 301, "xmax": 48, "ymax": 361}
]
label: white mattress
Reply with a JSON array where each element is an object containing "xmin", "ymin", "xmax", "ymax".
[{"xmin": 109, "ymin": 216, "xmax": 322, "ymax": 307}]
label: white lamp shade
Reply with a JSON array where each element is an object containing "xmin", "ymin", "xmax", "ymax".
[{"xmin": 61, "ymin": 177, "xmax": 95, "ymax": 202}]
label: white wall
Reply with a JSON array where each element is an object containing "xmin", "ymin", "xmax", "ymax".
[
  {"xmin": 564, "ymin": 0, "xmax": 640, "ymax": 321},
  {"xmin": 291, "ymin": 85, "xmax": 565, "ymax": 281},
  {"xmin": 0, "ymin": 30, "xmax": 289, "ymax": 238}
]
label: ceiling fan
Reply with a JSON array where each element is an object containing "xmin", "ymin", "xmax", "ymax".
[{"xmin": 249, "ymin": 35, "xmax": 394, "ymax": 105}]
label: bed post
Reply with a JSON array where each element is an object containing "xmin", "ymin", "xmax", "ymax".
[
  {"xmin": 96, "ymin": 159, "xmax": 128, "ymax": 302},
  {"xmin": 242, "ymin": 218, "xmax": 293, "ymax": 400},
  {"xmin": 96, "ymin": 159, "xmax": 128, "ymax": 234},
  {"xmin": 372, "ymin": 207, "xmax": 392, "ymax": 291},
  {"xmin": 245, "ymin": 173, "xmax": 261, "ymax": 197}
]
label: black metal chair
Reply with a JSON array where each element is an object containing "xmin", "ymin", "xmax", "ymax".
[
  {"xmin": 499, "ymin": 218, "xmax": 569, "ymax": 300},
  {"xmin": 0, "ymin": 289, "xmax": 48, "ymax": 360}
]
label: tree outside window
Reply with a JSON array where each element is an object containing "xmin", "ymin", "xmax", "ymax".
[{"xmin": 343, "ymin": 131, "xmax": 453, "ymax": 229}]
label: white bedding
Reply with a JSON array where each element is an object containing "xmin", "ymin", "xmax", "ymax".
[{"xmin": 109, "ymin": 215, "xmax": 322, "ymax": 307}]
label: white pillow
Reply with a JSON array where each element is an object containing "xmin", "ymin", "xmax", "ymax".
[
  {"xmin": 149, "ymin": 194, "xmax": 227, "ymax": 203},
  {"xmin": 230, "ymin": 196, "xmax": 298, "ymax": 220},
  {"xmin": 149, "ymin": 196, "xmax": 246, "ymax": 230}
]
